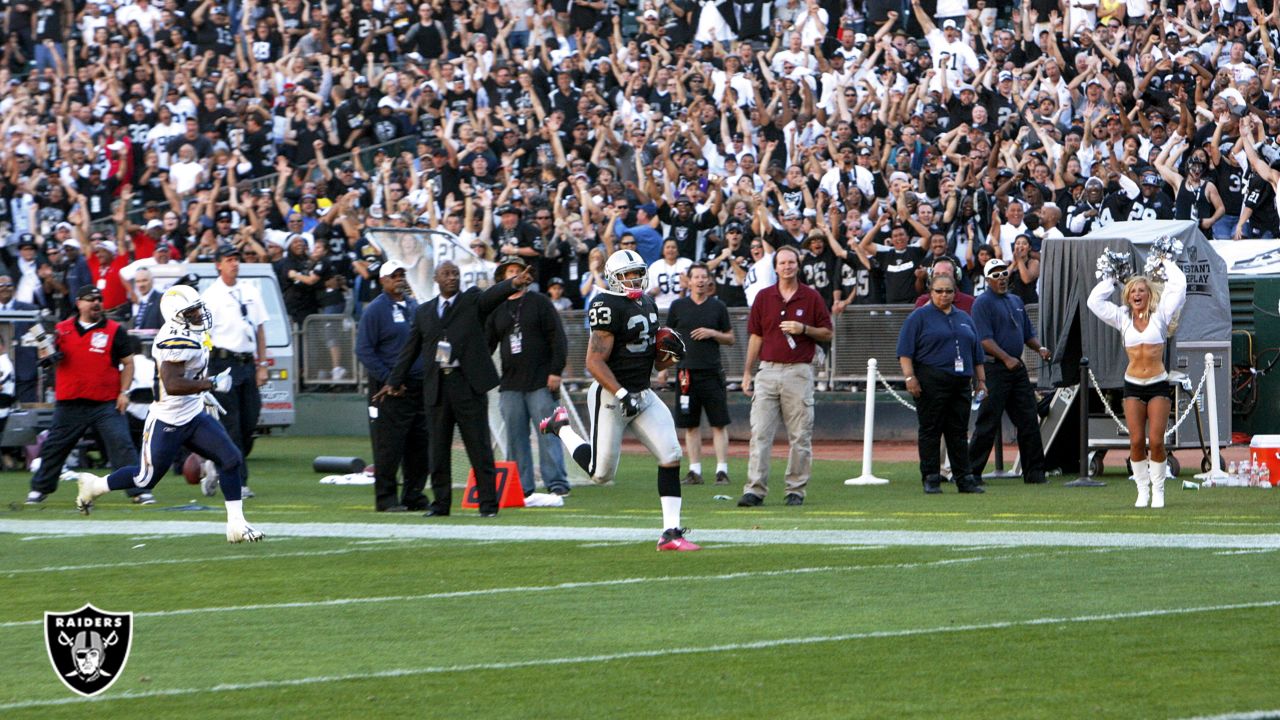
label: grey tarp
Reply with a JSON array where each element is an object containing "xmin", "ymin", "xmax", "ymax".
[{"xmin": 1039, "ymin": 220, "xmax": 1230, "ymax": 388}]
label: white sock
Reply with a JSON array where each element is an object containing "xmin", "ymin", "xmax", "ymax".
[
  {"xmin": 689, "ymin": 462, "xmax": 702, "ymax": 476},
  {"xmin": 660, "ymin": 496, "xmax": 682, "ymax": 530},
  {"xmin": 86, "ymin": 474, "xmax": 109, "ymax": 498},
  {"xmin": 225, "ymin": 499, "xmax": 246, "ymax": 526},
  {"xmin": 558, "ymin": 425, "xmax": 587, "ymax": 450},
  {"xmin": 716, "ymin": 462, "xmax": 729, "ymax": 474}
]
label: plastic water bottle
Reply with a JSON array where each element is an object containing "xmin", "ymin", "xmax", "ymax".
[
  {"xmin": 1238, "ymin": 460, "xmax": 1251, "ymax": 487},
  {"xmin": 1259, "ymin": 464, "xmax": 1272, "ymax": 488},
  {"xmin": 1252, "ymin": 454, "xmax": 1263, "ymax": 487},
  {"xmin": 1227, "ymin": 461, "xmax": 1238, "ymax": 486}
]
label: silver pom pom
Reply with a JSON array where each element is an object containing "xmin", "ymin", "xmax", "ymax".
[
  {"xmin": 1095, "ymin": 248, "xmax": 1133, "ymax": 283},
  {"xmin": 1145, "ymin": 235, "xmax": 1185, "ymax": 281}
]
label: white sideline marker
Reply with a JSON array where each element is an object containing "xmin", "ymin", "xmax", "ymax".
[
  {"xmin": 3, "ymin": 519, "xmax": 1279, "ymax": 550},
  {"xmin": 845, "ymin": 358, "xmax": 890, "ymax": 486}
]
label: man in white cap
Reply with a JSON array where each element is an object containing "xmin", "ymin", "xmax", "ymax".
[
  {"xmin": 967, "ymin": 257, "xmax": 1052, "ymax": 485},
  {"xmin": 355, "ymin": 259, "xmax": 430, "ymax": 512}
]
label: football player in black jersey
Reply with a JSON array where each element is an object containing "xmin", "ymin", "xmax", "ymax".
[{"xmin": 540, "ymin": 249, "xmax": 700, "ymax": 551}]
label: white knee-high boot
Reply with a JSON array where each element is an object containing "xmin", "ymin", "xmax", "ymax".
[
  {"xmin": 1131, "ymin": 458, "xmax": 1150, "ymax": 508},
  {"xmin": 1150, "ymin": 458, "xmax": 1167, "ymax": 509}
]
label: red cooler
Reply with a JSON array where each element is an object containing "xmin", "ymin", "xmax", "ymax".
[{"xmin": 1249, "ymin": 435, "xmax": 1280, "ymax": 486}]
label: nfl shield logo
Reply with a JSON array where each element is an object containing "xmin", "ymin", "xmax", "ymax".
[{"xmin": 44, "ymin": 604, "xmax": 133, "ymax": 697}]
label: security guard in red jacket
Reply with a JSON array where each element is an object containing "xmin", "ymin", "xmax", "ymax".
[{"xmin": 25, "ymin": 285, "xmax": 144, "ymax": 506}]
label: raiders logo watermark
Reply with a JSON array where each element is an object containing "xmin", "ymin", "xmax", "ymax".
[{"xmin": 44, "ymin": 604, "xmax": 133, "ymax": 697}]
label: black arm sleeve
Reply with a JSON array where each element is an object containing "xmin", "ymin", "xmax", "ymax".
[{"xmin": 110, "ymin": 324, "xmax": 134, "ymax": 364}]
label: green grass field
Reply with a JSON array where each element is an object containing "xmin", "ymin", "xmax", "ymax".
[{"xmin": 2, "ymin": 436, "xmax": 1278, "ymax": 719}]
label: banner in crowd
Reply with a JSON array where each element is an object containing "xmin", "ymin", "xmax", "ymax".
[{"xmin": 365, "ymin": 228, "xmax": 493, "ymax": 302}]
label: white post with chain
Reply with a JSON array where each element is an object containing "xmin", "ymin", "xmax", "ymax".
[
  {"xmin": 1195, "ymin": 352, "xmax": 1230, "ymax": 483},
  {"xmin": 845, "ymin": 358, "xmax": 891, "ymax": 486}
]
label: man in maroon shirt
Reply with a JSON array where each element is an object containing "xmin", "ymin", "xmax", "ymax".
[{"xmin": 739, "ymin": 246, "xmax": 833, "ymax": 507}]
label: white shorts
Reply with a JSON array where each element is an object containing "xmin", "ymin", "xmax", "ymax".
[{"xmin": 585, "ymin": 382, "xmax": 682, "ymax": 483}]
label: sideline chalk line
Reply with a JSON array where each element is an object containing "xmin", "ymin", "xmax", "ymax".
[{"xmin": 2, "ymin": 519, "xmax": 1279, "ymax": 549}]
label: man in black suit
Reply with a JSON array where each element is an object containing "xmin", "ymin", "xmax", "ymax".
[
  {"xmin": 378, "ymin": 260, "xmax": 533, "ymax": 518},
  {"xmin": 0, "ymin": 275, "xmax": 41, "ymax": 402},
  {"xmin": 128, "ymin": 269, "xmax": 165, "ymax": 331}
]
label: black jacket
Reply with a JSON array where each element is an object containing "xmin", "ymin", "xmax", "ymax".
[
  {"xmin": 388, "ymin": 278, "xmax": 521, "ymax": 404},
  {"xmin": 485, "ymin": 290, "xmax": 567, "ymax": 392},
  {"xmin": 131, "ymin": 290, "xmax": 164, "ymax": 330}
]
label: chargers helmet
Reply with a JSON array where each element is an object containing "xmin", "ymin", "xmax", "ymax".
[
  {"xmin": 160, "ymin": 285, "xmax": 212, "ymax": 330},
  {"xmin": 604, "ymin": 249, "xmax": 648, "ymax": 300}
]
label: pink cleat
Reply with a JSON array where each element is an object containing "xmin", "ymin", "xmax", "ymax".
[
  {"xmin": 539, "ymin": 406, "xmax": 570, "ymax": 435},
  {"xmin": 657, "ymin": 527, "xmax": 701, "ymax": 552}
]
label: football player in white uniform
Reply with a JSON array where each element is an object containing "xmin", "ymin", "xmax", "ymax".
[
  {"xmin": 74, "ymin": 285, "xmax": 265, "ymax": 543},
  {"xmin": 540, "ymin": 249, "xmax": 700, "ymax": 551}
]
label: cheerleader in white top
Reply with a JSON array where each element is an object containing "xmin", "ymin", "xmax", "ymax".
[{"xmin": 1086, "ymin": 240, "xmax": 1187, "ymax": 509}]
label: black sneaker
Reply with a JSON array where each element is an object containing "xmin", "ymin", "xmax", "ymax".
[
  {"xmin": 551, "ymin": 486, "xmax": 571, "ymax": 497},
  {"xmin": 784, "ymin": 493, "xmax": 804, "ymax": 506},
  {"xmin": 737, "ymin": 493, "xmax": 763, "ymax": 507},
  {"xmin": 682, "ymin": 471, "xmax": 703, "ymax": 485},
  {"xmin": 24, "ymin": 491, "xmax": 46, "ymax": 505},
  {"xmin": 714, "ymin": 471, "xmax": 730, "ymax": 486}
]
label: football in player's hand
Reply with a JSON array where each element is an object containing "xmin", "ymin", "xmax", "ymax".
[{"xmin": 656, "ymin": 327, "xmax": 685, "ymax": 359}]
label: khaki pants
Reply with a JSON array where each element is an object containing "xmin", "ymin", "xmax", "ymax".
[{"xmin": 744, "ymin": 362, "xmax": 814, "ymax": 499}]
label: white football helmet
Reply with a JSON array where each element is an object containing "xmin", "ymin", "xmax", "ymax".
[
  {"xmin": 160, "ymin": 285, "xmax": 212, "ymax": 330},
  {"xmin": 605, "ymin": 249, "xmax": 648, "ymax": 299}
]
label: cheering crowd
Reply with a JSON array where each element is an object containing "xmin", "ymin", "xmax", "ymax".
[{"xmin": 0, "ymin": 0, "xmax": 1275, "ymax": 331}]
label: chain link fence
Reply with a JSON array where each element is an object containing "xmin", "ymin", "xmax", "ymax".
[
  {"xmin": 295, "ymin": 304, "xmax": 1040, "ymax": 390},
  {"xmin": 298, "ymin": 315, "xmax": 359, "ymax": 388}
]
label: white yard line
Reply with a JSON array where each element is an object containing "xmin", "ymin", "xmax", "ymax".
[
  {"xmin": 0, "ymin": 553, "xmax": 1036, "ymax": 630},
  {"xmin": 0, "ymin": 546, "xmax": 399, "ymax": 576},
  {"xmin": 1172, "ymin": 707, "xmax": 1280, "ymax": 712},
  {"xmin": 1212, "ymin": 549, "xmax": 1280, "ymax": 556},
  {"xmin": 1, "ymin": 599, "xmax": 1275, "ymax": 711},
  {"xmin": 2, "ymin": 519, "xmax": 1278, "ymax": 549}
]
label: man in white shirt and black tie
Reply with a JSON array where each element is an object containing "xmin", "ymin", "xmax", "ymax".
[
  {"xmin": 128, "ymin": 269, "xmax": 164, "ymax": 330},
  {"xmin": 0, "ymin": 275, "xmax": 39, "ymax": 403}
]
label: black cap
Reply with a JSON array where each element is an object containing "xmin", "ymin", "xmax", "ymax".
[
  {"xmin": 547, "ymin": 276, "xmax": 564, "ymax": 287},
  {"xmin": 216, "ymin": 210, "xmax": 233, "ymax": 221},
  {"xmin": 18, "ymin": 232, "xmax": 35, "ymax": 247},
  {"xmin": 215, "ymin": 245, "xmax": 243, "ymax": 260},
  {"xmin": 496, "ymin": 204, "xmax": 520, "ymax": 216},
  {"xmin": 77, "ymin": 285, "xmax": 104, "ymax": 300},
  {"xmin": 175, "ymin": 272, "xmax": 202, "ymax": 288},
  {"xmin": 724, "ymin": 221, "xmax": 744, "ymax": 233}
]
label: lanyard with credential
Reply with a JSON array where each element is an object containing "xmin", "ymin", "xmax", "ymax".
[{"xmin": 951, "ymin": 313, "xmax": 964, "ymax": 373}]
